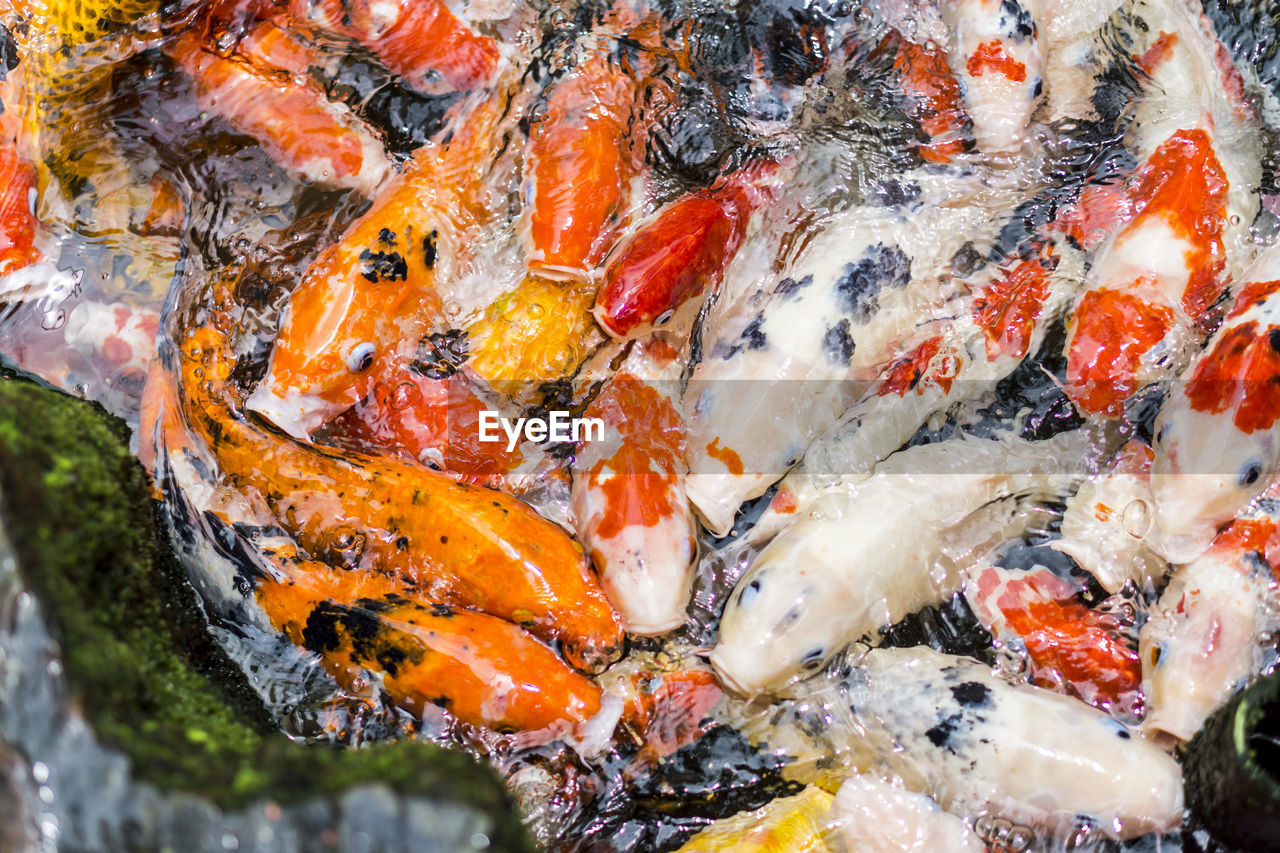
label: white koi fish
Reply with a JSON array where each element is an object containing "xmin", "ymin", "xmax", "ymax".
[
  {"xmin": 846, "ymin": 646, "xmax": 1184, "ymax": 838},
  {"xmin": 710, "ymin": 431, "xmax": 1085, "ymax": 694},
  {"xmin": 1140, "ymin": 500, "xmax": 1280, "ymax": 742},
  {"xmin": 570, "ymin": 335, "xmax": 696, "ymax": 635}
]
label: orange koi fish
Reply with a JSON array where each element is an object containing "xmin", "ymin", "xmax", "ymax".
[
  {"xmin": 246, "ymin": 89, "xmax": 514, "ymax": 438},
  {"xmin": 176, "ymin": 276, "xmax": 624, "ymax": 673},
  {"xmin": 523, "ymin": 42, "xmax": 640, "ymax": 280},
  {"xmin": 964, "ymin": 564, "xmax": 1142, "ymax": 717},
  {"xmin": 594, "ymin": 170, "xmax": 768, "ymax": 340},
  {"xmin": 571, "ymin": 336, "xmax": 695, "ymax": 634},
  {"xmin": 288, "ymin": 0, "xmax": 501, "ymax": 92},
  {"xmin": 1148, "ymin": 244, "xmax": 1280, "ymax": 562},
  {"xmin": 256, "ymin": 549, "xmax": 603, "ymax": 731},
  {"xmin": 166, "ymin": 30, "xmax": 391, "ymax": 196}
]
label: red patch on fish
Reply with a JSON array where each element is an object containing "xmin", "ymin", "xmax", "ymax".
[
  {"xmin": 878, "ymin": 335, "xmax": 952, "ymax": 397},
  {"xmin": 966, "ymin": 40, "xmax": 1027, "ymax": 82},
  {"xmin": 705, "ymin": 437, "xmax": 745, "ymax": 476},
  {"xmin": 1124, "ymin": 129, "xmax": 1230, "ymax": 320},
  {"xmin": 878, "ymin": 31, "xmax": 970, "ymax": 163},
  {"xmin": 1136, "ymin": 32, "xmax": 1177, "ymax": 76},
  {"xmin": 769, "ymin": 488, "xmax": 798, "ymax": 515},
  {"xmin": 1054, "ymin": 180, "xmax": 1132, "ymax": 251},
  {"xmin": 972, "ymin": 247, "xmax": 1056, "ymax": 359},
  {"xmin": 1227, "ymin": 279, "xmax": 1280, "ymax": 321},
  {"xmin": 585, "ymin": 376, "xmax": 684, "ymax": 540},
  {"xmin": 969, "ymin": 567, "xmax": 1141, "ymax": 713},
  {"xmin": 1209, "ymin": 515, "xmax": 1280, "ymax": 576},
  {"xmin": 1185, "ymin": 321, "xmax": 1280, "ymax": 433},
  {"xmin": 0, "ymin": 144, "xmax": 39, "ymax": 277},
  {"xmin": 1066, "ymin": 288, "xmax": 1174, "ymax": 416}
]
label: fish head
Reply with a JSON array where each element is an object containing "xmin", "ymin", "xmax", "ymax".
[
  {"xmin": 1150, "ymin": 400, "xmax": 1280, "ymax": 564},
  {"xmin": 710, "ymin": 557, "xmax": 846, "ymax": 695}
]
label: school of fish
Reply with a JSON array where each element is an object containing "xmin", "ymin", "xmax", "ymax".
[{"xmin": 2, "ymin": 0, "xmax": 1280, "ymax": 848}]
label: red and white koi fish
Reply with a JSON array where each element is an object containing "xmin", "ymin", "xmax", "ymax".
[
  {"xmin": 1140, "ymin": 500, "xmax": 1280, "ymax": 742},
  {"xmin": 846, "ymin": 646, "xmax": 1183, "ymax": 838},
  {"xmin": 711, "ymin": 432, "xmax": 1084, "ymax": 695},
  {"xmin": 939, "ymin": 0, "xmax": 1045, "ymax": 154},
  {"xmin": 832, "ymin": 775, "xmax": 985, "ymax": 853},
  {"xmin": 1062, "ymin": 1, "xmax": 1263, "ymax": 418},
  {"xmin": 964, "ymin": 564, "xmax": 1142, "ymax": 717},
  {"xmin": 1052, "ymin": 439, "xmax": 1165, "ymax": 593},
  {"xmin": 1148, "ymin": 243, "xmax": 1280, "ymax": 562},
  {"xmin": 166, "ymin": 31, "xmax": 392, "ymax": 196},
  {"xmin": 570, "ymin": 335, "xmax": 695, "ymax": 634}
]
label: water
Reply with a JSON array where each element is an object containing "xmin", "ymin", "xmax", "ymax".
[{"xmin": 2, "ymin": 0, "xmax": 1280, "ymax": 850}]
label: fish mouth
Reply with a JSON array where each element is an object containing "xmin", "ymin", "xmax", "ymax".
[{"xmin": 707, "ymin": 646, "xmax": 759, "ymax": 698}]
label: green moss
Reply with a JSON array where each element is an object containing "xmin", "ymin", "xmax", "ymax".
[{"xmin": 0, "ymin": 376, "xmax": 534, "ymax": 848}]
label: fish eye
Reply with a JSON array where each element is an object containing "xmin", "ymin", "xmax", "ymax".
[
  {"xmin": 1240, "ymin": 460, "xmax": 1264, "ymax": 488},
  {"xmin": 346, "ymin": 342, "xmax": 377, "ymax": 373},
  {"xmin": 800, "ymin": 648, "xmax": 825, "ymax": 670},
  {"xmin": 655, "ymin": 309, "xmax": 675, "ymax": 326},
  {"xmin": 737, "ymin": 578, "xmax": 762, "ymax": 607},
  {"xmin": 1154, "ymin": 423, "xmax": 1168, "ymax": 445}
]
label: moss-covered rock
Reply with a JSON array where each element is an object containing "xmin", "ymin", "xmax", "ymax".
[{"xmin": 0, "ymin": 375, "xmax": 534, "ymax": 850}]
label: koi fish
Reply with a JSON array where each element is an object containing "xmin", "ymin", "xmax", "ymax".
[
  {"xmin": 1139, "ymin": 501, "xmax": 1280, "ymax": 742},
  {"xmin": 831, "ymin": 775, "xmax": 984, "ymax": 853},
  {"xmin": 594, "ymin": 167, "xmax": 771, "ymax": 340},
  {"xmin": 287, "ymin": 0, "xmax": 502, "ymax": 92},
  {"xmin": 176, "ymin": 272, "xmax": 624, "ymax": 673},
  {"xmin": 246, "ymin": 88, "xmax": 514, "ymax": 438},
  {"xmin": 255, "ymin": 548, "xmax": 603, "ymax": 732},
  {"xmin": 863, "ymin": 28, "xmax": 971, "ymax": 164},
  {"xmin": 963, "ymin": 564, "xmax": 1142, "ymax": 716},
  {"xmin": 1147, "ymin": 243, "xmax": 1280, "ymax": 562},
  {"xmin": 522, "ymin": 39, "xmax": 641, "ymax": 281},
  {"xmin": 844, "ymin": 646, "xmax": 1183, "ymax": 838},
  {"xmin": 939, "ymin": 0, "xmax": 1045, "ymax": 154},
  {"xmin": 711, "ymin": 432, "xmax": 1084, "ymax": 695},
  {"xmin": 571, "ymin": 335, "xmax": 696, "ymax": 634},
  {"xmin": 1062, "ymin": 2, "xmax": 1263, "ymax": 417},
  {"xmin": 165, "ymin": 31, "xmax": 392, "ymax": 196}
]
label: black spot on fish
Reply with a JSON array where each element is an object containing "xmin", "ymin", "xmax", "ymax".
[
  {"xmin": 430, "ymin": 696, "xmax": 451, "ymax": 708},
  {"xmin": 422, "ymin": 229, "xmax": 438, "ymax": 269},
  {"xmin": 999, "ymin": 0, "xmax": 1037, "ymax": 40},
  {"xmin": 834, "ymin": 244, "xmax": 912, "ymax": 322},
  {"xmin": 925, "ymin": 713, "xmax": 964, "ymax": 752},
  {"xmin": 950, "ymin": 681, "xmax": 992, "ymax": 708},
  {"xmin": 775, "ymin": 274, "xmax": 813, "ymax": 298},
  {"xmin": 1269, "ymin": 328, "xmax": 1280, "ymax": 354},
  {"xmin": 439, "ymin": 535, "xmax": 448, "ymax": 545},
  {"xmin": 719, "ymin": 313, "xmax": 769, "ymax": 359},
  {"xmin": 411, "ymin": 329, "xmax": 469, "ymax": 378},
  {"xmin": 395, "ymin": 536, "xmax": 410, "ymax": 551},
  {"xmin": 377, "ymin": 228, "xmax": 397, "ymax": 246},
  {"xmin": 358, "ymin": 248, "xmax": 408, "ymax": 283},
  {"xmin": 430, "ymin": 603, "xmax": 454, "ymax": 618},
  {"xmin": 823, "ymin": 318, "xmax": 856, "ymax": 365},
  {"xmin": 375, "ymin": 643, "xmax": 410, "ymax": 676}
]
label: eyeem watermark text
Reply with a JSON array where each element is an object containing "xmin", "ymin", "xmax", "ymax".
[{"xmin": 478, "ymin": 411, "xmax": 605, "ymax": 452}]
